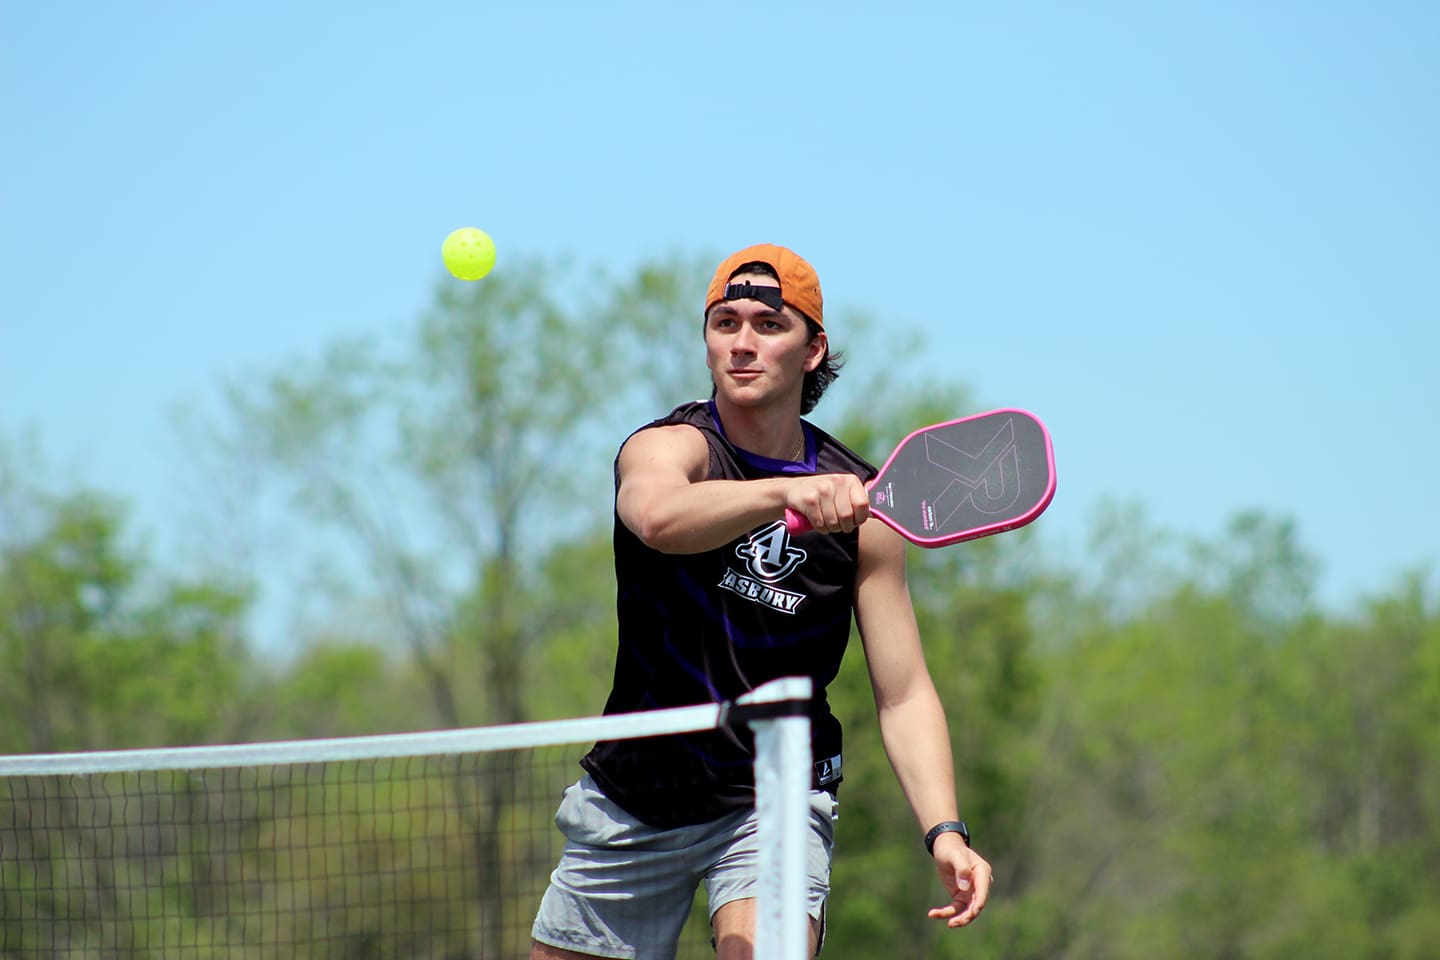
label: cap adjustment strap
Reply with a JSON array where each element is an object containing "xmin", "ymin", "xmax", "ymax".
[{"xmin": 723, "ymin": 282, "xmax": 785, "ymax": 311}]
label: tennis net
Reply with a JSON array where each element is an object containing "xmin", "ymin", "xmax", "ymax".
[{"xmin": 0, "ymin": 676, "xmax": 813, "ymax": 960}]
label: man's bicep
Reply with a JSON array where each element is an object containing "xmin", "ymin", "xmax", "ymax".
[{"xmin": 615, "ymin": 425, "xmax": 710, "ymax": 532}]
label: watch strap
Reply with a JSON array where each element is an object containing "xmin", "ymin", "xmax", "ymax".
[{"xmin": 924, "ymin": 820, "xmax": 970, "ymax": 855}]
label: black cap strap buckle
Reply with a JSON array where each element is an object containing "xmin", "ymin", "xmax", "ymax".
[{"xmin": 723, "ymin": 282, "xmax": 785, "ymax": 311}]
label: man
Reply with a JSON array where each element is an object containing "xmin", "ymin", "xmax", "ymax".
[{"xmin": 531, "ymin": 244, "xmax": 992, "ymax": 959}]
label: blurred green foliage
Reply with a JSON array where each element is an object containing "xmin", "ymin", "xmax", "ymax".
[{"xmin": 2, "ymin": 256, "xmax": 1436, "ymax": 959}]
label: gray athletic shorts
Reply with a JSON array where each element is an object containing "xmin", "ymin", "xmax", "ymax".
[{"xmin": 531, "ymin": 773, "xmax": 838, "ymax": 960}]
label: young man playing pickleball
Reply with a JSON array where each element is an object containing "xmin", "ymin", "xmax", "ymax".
[{"xmin": 531, "ymin": 244, "xmax": 993, "ymax": 959}]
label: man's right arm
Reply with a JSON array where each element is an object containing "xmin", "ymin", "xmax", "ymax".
[{"xmin": 616, "ymin": 425, "xmax": 869, "ymax": 555}]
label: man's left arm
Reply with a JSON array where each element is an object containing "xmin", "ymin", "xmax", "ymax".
[{"xmin": 853, "ymin": 519, "xmax": 994, "ymax": 928}]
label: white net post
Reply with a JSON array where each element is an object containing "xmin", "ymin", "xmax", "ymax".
[{"xmin": 742, "ymin": 676, "xmax": 813, "ymax": 960}]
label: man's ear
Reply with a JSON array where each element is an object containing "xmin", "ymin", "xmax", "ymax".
[{"xmin": 804, "ymin": 330, "xmax": 828, "ymax": 372}]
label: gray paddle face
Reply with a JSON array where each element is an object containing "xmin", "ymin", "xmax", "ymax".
[{"xmin": 869, "ymin": 410, "xmax": 1055, "ymax": 546}]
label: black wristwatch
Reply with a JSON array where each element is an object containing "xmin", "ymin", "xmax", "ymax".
[{"xmin": 924, "ymin": 820, "xmax": 970, "ymax": 855}]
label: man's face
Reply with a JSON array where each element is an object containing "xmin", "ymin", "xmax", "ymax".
[{"xmin": 704, "ymin": 272, "xmax": 826, "ymax": 409}]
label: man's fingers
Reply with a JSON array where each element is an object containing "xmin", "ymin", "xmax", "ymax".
[
  {"xmin": 840, "ymin": 489, "xmax": 864, "ymax": 526},
  {"xmin": 930, "ymin": 868, "xmax": 990, "ymax": 928},
  {"xmin": 789, "ymin": 474, "xmax": 869, "ymax": 534},
  {"xmin": 949, "ymin": 873, "xmax": 989, "ymax": 927}
]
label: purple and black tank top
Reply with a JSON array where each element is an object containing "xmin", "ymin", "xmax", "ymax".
[{"xmin": 581, "ymin": 401, "xmax": 877, "ymax": 828}]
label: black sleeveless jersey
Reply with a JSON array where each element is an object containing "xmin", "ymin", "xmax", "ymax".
[{"xmin": 581, "ymin": 401, "xmax": 878, "ymax": 827}]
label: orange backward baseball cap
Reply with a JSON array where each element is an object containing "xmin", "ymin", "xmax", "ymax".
[{"xmin": 705, "ymin": 243, "xmax": 824, "ymax": 328}]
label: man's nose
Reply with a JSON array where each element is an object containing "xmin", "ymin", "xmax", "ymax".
[{"xmin": 731, "ymin": 322, "xmax": 757, "ymax": 353}]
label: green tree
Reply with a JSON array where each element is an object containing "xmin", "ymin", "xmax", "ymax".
[
  {"xmin": 957, "ymin": 508, "xmax": 1440, "ymax": 960},
  {"xmin": 205, "ymin": 254, "xmax": 714, "ymax": 731},
  {"xmin": 0, "ymin": 435, "xmax": 255, "ymax": 754}
]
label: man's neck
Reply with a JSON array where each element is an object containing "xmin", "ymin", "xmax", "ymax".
[{"xmin": 711, "ymin": 397, "xmax": 805, "ymax": 461}]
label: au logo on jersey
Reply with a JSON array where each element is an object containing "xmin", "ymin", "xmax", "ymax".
[
  {"xmin": 718, "ymin": 521, "xmax": 808, "ymax": 615},
  {"xmin": 736, "ymin": 521, "xmax": 807, "ymax": 581}
]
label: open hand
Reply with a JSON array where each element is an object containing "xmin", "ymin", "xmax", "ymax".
[{"xmin": 927, "ymin": 836, "xmax": 992, "ymax": 928}]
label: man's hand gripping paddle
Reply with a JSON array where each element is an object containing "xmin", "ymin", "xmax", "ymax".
[{"xmin": 785, "ymin": 409, "xmax": 1056, "ymax": 547}]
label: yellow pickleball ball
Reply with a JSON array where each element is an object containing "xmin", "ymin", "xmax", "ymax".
[{"xmin": 442, "ymin": 227, "xmax": 496, "ymax": 281}]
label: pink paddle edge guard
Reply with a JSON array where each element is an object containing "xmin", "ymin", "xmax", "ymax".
[{"xmin": 783, "ymin": 408, "xmax": 1056, "ymax": 547}]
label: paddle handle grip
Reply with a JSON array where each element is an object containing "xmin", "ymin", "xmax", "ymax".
[{"xmin": 784, "ymin": 508, "xmax": 812, "ymax": 534}]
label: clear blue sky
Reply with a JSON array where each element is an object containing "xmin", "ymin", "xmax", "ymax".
[{"xmin": 3, "ymin": 1, "xmax": 1436, "ymax": 623}]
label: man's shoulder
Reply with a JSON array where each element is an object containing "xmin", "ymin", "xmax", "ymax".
[
  {"xmin": 655, "ymin": 400, "xmax": 713, "ymax": 429},
  {"xmin": 806, "ymin": 420, "xmax": 878, "ymax": 481},
  {"xmin": 621, "ymin": 402, "xmax": 716, "ymax": 452},
  {"xmin": 620, "ymin": 401, "xmax": 715, "ymax": 443},
  {"xmin": 613, "ymin": 403, "xmax": 718, "ymax": 488}
]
